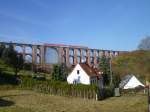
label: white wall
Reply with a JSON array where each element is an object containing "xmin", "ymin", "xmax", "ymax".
[{"xmin": 67, "ymin": 64, "xmax": 90, "ymax": 85}]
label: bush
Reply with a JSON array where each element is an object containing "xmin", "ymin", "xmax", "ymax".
[
  {"xmin": 0, "ymin": 72, "xmax": 19, "ymax": 85},
  {"xmin": 103, "ymin": 86, "xmax": 114, "ymax": 98}
]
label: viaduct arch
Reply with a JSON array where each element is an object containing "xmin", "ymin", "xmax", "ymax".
[{"xmin": 0, "ymin": 42, "xmax": 125, "ymax": 72}]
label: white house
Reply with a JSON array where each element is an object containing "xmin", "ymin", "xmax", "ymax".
[
  {"xmin": 119, "ymin": 75, "xmax": 145, "ymax": 89},
  {"xmin": 67, "ymin": 63, "xmax": 103, "ymax": 87}
]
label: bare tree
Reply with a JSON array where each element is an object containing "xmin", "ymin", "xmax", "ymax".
[{"xmin": 138, "ymin": 36, "xmax": 150, "ymax": 50}]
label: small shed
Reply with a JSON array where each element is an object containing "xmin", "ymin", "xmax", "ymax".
[{"xmin": 119, "ymin": 75, "xmax": 145, "ymax": 89}]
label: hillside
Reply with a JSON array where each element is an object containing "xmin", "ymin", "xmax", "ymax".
[{"xmin": 112, "ymin": 50, "xmax": 150, "ymax": 82}]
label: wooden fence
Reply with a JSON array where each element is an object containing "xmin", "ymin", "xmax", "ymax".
[
  {"xmin": 34, "ymin": 84, "xmax": 98, "ymax": 100},
  {"xmin": 20, "ymin": 78, "xmax": 100, "ymax": 100}
]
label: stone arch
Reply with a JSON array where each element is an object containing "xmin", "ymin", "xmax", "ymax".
[
  {"xmin": 36, "ymin": 55, "xmax": 41, "ymax": 64},
  {"xmin": 77, "ymin": 49, "xmax": 81, "ymax": 56},
  {"xmin": 45, "ymin": 47, "xmax": 59, "ymax": 64},
  {"xmin": 90, "ymin": 57, "xmax": 94, "ymax": 64},
  {"xmin": 63, "ymin": 56, "xmax": 66, "ymax": 63},
  {"xmin": 15, "ymin": 45, "xmax": 23, "ymax": 53},
  {"xmin": 112, "ymin": 51, "xmax": 115, "ymax": 57},
  {"xmin": 82, "ymin": 56, "xmax": 87, "ymax": 63},
  {"xmin": 77, "ymin": 57, "xmax": 80, "ymax": 63},
  {"xmin": 69, "ymin": 49, "xmax": 74, "ymax": 56},
  {"xmin": 25, "ymin": 46, "xmax": 32, "ymax": 54},
  {"xmin": 90, "ymin": 50, "xmax": 94, "ymax": 57},
  {"xmin": 104, "ymin": 51, "xmax": 110, "ymax": 58},
  {"xmin": 97, "ymin": 57, "xmax": 100, "ymax": 63},
  {"xmin": 96, "ymin": 50, "xmax": 100, "ymax": 63},
  {"xmin": 37, "ymin": 48, "xmax": 40, "ymax": 54},
  {"xmin": 69, "ymin": 56, "xmax": 74, "ymax": 64},
  {"xmin": 63, "ymin": 48, "xmax": 66, "ymax": 56},
  {"xmin": 25, "ymin": 55, "xmax": 32, "ymax": 63},
  {"xmin": 82, "ymin": 49, "xmax": 87, "ymax": 56},
  {"xmin": 107, "ymin": 51, "xmax": 110, "ymax": 57},
  {"xmin": 110, "ymin": 51, "xmax": 114, "ymax": 57},
  {"xmin": 96, "ymin": 50, "xmax": 99, "ymax": 57}
]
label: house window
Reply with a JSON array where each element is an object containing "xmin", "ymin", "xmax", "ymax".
[
  {"xmin": 91, "ymin": 79, "xmax": 97, "ymax": 84},
  {"xmin": 91, "ymin": 79, "xmax": 94, "ymax": 84},
  {"xmin": 90, "ymin": 80, "xmax": 92, "ymax": 84},
  {"xmin": 77, "ymin": 70, "xmax": 80, "ymax": 74}
]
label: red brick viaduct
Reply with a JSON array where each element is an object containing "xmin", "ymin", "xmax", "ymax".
[{"xmin": 0, "ymin": 42, "xmax": 125, "ymax": 72}]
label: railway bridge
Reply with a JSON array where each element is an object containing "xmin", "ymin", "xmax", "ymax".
[{"xmin": 0, "ymin": 42, "xmax": 124, "ymax": 72}]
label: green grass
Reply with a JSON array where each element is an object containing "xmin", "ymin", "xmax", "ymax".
[
  {"xmin": 0, "ymin": 58, "xmax": 50, "ymax": 78},
  {"xmin": 0, "ymin": 89, "xmax": 147, "ymax": 112},
  {"xmin": 0, "ymin": 58, "xmax": 148, "ymax": 112}
]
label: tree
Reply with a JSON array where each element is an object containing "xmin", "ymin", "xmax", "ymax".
[
  {"xmin": 0, "ymin": 44, "xmax": 6, "ymax": 75},
  {"xmin": 138, "ymin": 36, "xmax": 150, "ymax": 50},
  {"xmin": 0, "ymin": 44, "xmax": 5, "ymax": 58},
  {"xmin": 2, "ymin": 44, "xmax": 24, "ymax": 76},
  {"xmin": 59, "ymin": 63, "xmax": 68, "ymax": 81},
  {"xmin": 52, "ymin": 64, "xmax": 61, "ymax": 81},
  {"xmin": 99, "ymin": 55, "xmax": 111, "ymax": 85},
  {"xmin": 52, "ymin": 63, "xmax": 68, "ymax": 81}
]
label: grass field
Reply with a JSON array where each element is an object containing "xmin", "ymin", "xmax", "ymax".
[{"xmin": 0, "ymin": 89, "xmax": 147, "ymax": 112}]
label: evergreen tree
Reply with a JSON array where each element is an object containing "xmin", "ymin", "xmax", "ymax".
[
  {"xmin": 99, "ymin": 55, "xmax": 111, "ymax": 85},
  {"xmin": 52, "ymin": 64, "xmax": 60, "ymax": 81},
  {"xmin": 0, "ymin": 44, "xmax": 5, "ymax": 58},
  {"xmin": 2, "ymin": 44, "xmax": 24, "ymax": 76},
  {"xmin": 52, "ymin": 63, "xmax": 68, "ymax": 81},
  {"xmin": 60, "ymin": 63, "xmax": 68, "ymax": 81}
]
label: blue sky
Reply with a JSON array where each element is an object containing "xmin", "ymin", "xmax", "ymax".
[{"xmin": 0, "ymin": 0, "xmax": 150, "ymax": 51}]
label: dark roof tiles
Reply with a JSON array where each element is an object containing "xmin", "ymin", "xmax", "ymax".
[{"xmin": 79, "ymin": 63, "xmax": 102, "ymax": 78}]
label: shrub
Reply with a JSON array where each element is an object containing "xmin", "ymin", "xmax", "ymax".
[
  {"xmin": 103, "ymin": 86, "xmax": 114, "ymax": 98},
  {"xmin": 0, "ymin": 72, "xmax": 19, "ymax": 85}
]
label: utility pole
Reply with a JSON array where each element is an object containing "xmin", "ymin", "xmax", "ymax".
[
  {"xmin": 109, "ymin": 57, "xmax": 113, "ymax": 86},
  {"xmin": 148, "ymin": 85, "xmax": 150, "ymax": 112}
]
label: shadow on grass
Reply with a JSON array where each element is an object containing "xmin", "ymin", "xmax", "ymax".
[
  {"xmin": 1, "ymin": 93, "xmax": 32, "ymax": 98},
  {"xmin": 0, "ymin": 98, "xmax": 14, "ymax": 107},
  {"xmin": 0, "ymin": 93, "xmax": 32, "ymax": 107}
]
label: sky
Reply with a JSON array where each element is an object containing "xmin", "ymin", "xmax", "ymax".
[{"xmin": 0, "ymin": 0, "xmax": 150, "ymax": 51}]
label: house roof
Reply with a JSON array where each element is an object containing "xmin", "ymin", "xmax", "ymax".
[
  {"xmin": 119, "ymin": 74, "xmax": 144, "ymax": 89},
  {"xmin": 79, "ymin": 63, "xmax": 102, "ymax": 78},
  {"xmin": 119, "ymin": 75, "xmax": 133, "ymax": 88}
]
